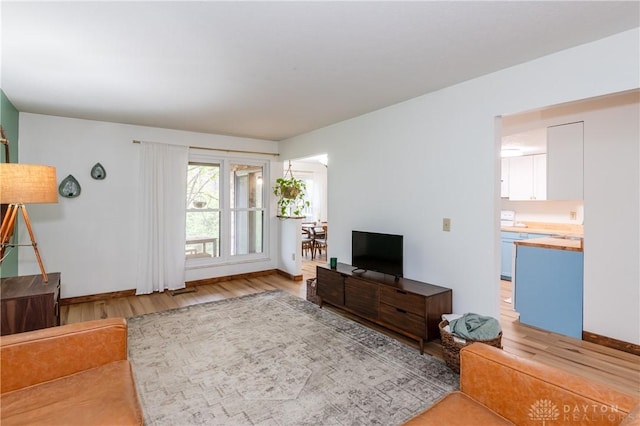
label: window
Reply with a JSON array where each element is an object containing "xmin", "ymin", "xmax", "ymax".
[{"xmin": 186, "ymin": 156, "xmax": 267, "ymax": 263}]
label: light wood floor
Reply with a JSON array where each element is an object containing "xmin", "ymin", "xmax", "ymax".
[{"xmin": 61, "ymin": 257, "xmax": 640, "ymax": 398}]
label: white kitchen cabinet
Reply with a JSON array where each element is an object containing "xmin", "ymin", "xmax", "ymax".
[
  {"xmin": 532, "ymin": 154, "xmax": 546, "ymax": 200},
  {"xmin": 501, "ymin": 158, "xmax": 509, "ymax": 198},
  {"xmin": 508, "ymin": 154, "xmax": 546, "ymax": 200},
  {"xmin": 547, "ymin": 122, "xmax": 584, "ymax": 200}
]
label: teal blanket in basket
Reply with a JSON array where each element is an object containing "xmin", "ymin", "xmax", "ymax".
[{"xmin": 449, "ymin": 313, "xmax": 501, "ymax": 341}]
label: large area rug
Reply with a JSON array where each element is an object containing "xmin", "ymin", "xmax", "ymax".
[{"xmin": 127, "ymin": 290, "xmax": 459, "ymax": 425}]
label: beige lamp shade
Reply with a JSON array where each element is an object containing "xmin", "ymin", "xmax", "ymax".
[{"xmin": 0, "ymin": 163, "xmax": 58, "ymax": 204}]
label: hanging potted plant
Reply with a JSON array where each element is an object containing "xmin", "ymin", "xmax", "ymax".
[{"xmin": 274, "ymin": 162, "xmax": 310, "ymax": 218}]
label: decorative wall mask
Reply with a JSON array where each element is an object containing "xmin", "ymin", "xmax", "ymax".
[
  {"xmin": 90, "ymin": 162, "xmax": 106, "ymax": 180},
  {"xmin": 58, "ymin": 175, "xmax": 81, "ymax": 198}
]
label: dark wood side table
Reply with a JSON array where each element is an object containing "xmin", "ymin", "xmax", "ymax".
[{"xmin": 1, "ymin": 273, "xmax": 61, "ymax": 336}]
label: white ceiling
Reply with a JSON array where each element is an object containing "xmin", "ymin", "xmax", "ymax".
[{"xmin": 2, "ymin": 1, "xmax": 638, "ymax": 141}]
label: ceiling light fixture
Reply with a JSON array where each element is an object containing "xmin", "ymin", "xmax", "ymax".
[{"xmin": 500, "ymin": 148, "xmax": 523, "ymax": 158}]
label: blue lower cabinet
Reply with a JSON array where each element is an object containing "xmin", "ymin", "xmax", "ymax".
[
  {"xmin": 514, "ymin": 245, "xmax": 583, "ymax": 339},
  {"xmin": 500, "ymin": 232, "xmax": 551, "ymax": 280},
  {"xmin": 500, "ymin": 239, "xmax": 514, "ymax": 280}
]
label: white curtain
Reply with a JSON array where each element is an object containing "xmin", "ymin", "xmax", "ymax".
[{"xmin": 136, "ymin": 141, "xmax": 189, "ymax": 294}]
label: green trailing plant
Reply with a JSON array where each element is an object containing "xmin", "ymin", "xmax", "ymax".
[{"xmin": 273, "ymin": 162, "xmax": 310, "ymax": 218}]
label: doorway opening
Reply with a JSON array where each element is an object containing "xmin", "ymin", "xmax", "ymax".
[
  {"xmin": 281, "ymin": 155, "xmax": 328, "ymax": 279},
  {"xmin": 496, "ymin": 92, "xmax": 640, "ymax": 334}
]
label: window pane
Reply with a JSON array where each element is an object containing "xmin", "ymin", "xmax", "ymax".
[
  {"xmin": 186, "ymin": 163, "xmax": 220, "ymax": 259},
  {"xmin": 231, "ymin": 210, "xmax": 264, "ymax": 255},
  {"xmin": 230, "ymin": 163, "xmax": 263, "ymax": 209},
  {"xmin": 187, "ymin": 163, "xmax": 220, "ymax": 209},
  {"xmin": 186, "ymin": 211, "xmax": 220, "ymax": 258}
]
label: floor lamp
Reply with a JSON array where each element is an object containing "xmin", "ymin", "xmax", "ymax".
[{"xmin": 0, "ymin": 164, "xmax": 58, "ymax": 282}]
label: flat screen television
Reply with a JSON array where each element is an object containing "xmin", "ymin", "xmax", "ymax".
[{"xmin": 352, "ymin": 230, "xmax": 403, "ymax": 278}]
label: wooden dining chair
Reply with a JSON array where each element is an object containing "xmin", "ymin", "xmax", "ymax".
[
  {"xmin": 311, "ymin": 226, "xmax": 327, "ymax": 260},
  {"xmin": 301, "ymin": 227, "xmax": 314, "ymax": 258}
]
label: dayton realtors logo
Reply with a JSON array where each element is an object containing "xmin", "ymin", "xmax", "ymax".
[
  {"xmin": 528, "ymin": 399, "xmax": 560, "ymax": 425},
  {"xmin": 528, "ymin": 399, "xmax": 625, "ymax": 424}
]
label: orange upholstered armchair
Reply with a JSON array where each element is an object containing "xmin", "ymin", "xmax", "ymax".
[
  {"xmin": 1, "ymin": 318, "xmax": 143, "ymax": 425},
  {"xmin": 404, "ymin": 343, "xmax": 639, "ymax": 425}
]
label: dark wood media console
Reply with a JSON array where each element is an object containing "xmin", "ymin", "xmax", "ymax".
[{"xmin": 316, "ymin": 263, "xmax": 452, "ymax": 353}]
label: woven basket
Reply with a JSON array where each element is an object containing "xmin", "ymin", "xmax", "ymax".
[
  {"xmin": 439, "ymin": 319, "xmax": 503, "ymax": 373},
  {"xmin": 306, "ymin": 278, "xmax": 318, "ymax": 304}
]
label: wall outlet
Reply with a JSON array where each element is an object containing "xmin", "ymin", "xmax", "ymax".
[
  {"xmin": 443, "ymin": 218, "xmax": 451, "ymax": 232},
  {"xmin": 291, "ymin": 253, "xmax": 296, "ymax": 261},
  {"xmin": 569, "ymin": 211, "xmax": 577, "ymax": 220}
]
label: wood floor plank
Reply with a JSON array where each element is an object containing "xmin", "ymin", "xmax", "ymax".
[
  {"xmin": 168, "ymin": 290, "xmax": 200, "ymax": 307},
  {"xmin": 217, "ymin": 281, "xmax": 255, "ymax": 298},
  {"xmin": 136, "ymin": 294, "xmax": 159, "ymax": 315},
  {"xmin": 126, "ymin": 295, "xmax": 148, "ymax": 317},
  {"xmin": 59, "ymin": 304, "xmax": 70, "ymax": 325},
  {"xmin": 243, "ymin": 277, "xmax": 276, "ymax": 292},
  {"xmin": 192, "ymin": 285, "xmax": 227, "ymax": 304},
  {"xmin": 94, "ymin": 301, "xmax": 108, "ymax": 320},
  {"xmin": 62, "ymin": 304, "xmax": 81, "ymax": 324},
  {"xmin": 158, "ymin": 292, "xmax": 180, "ymax": 310},
  {"xmin": 551, "ymin": 338, "xmax": 640, "ymax": 371},
  {"xmin": 80, "ymin": 302, "xmax": 95, "ymax": 322}
]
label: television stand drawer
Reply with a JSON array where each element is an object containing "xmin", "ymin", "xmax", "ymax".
[
  {"xmin": 379, "ymin": 303, "xmax": 425, "ymax": 338},
  {"xmin": 380, "ymin": 286, "xmax": 425, "ymax": 317}
]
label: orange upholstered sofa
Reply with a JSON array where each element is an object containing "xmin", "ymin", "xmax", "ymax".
[
  {"xmin": 1, "ymin": 318, "xmax": 143, "ymax": 425},
  {"xmin": 404, "ymin": 342, "xmax": 640, "ymax": 425}
]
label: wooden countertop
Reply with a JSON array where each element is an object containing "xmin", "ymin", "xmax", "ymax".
[
  {"xmin": 501, "ymin": 221, "xmax": 584, "ymax": 237},
  {"xmin": 515, "ymin": 237, "xmax": 583, "ymax": 252}
]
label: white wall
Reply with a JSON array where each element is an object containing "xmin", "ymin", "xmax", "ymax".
[
  {"xmin": 501, "ymin": 200, "xmax": 585, "ymax": 224},
  {"xmin": 279, "ymin": 29, "xmax": 640, "ymax": 344},
  {"xmin": 582, "ymin": 96, "xmax": 639, "ymax": 342},
  {"xmin": 278, "ymin": 218, "xmax": 302, "ymax": 277},
  {"xmin": 18, "ymin": 113, "xmax": 280, "ymax": 298}
]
